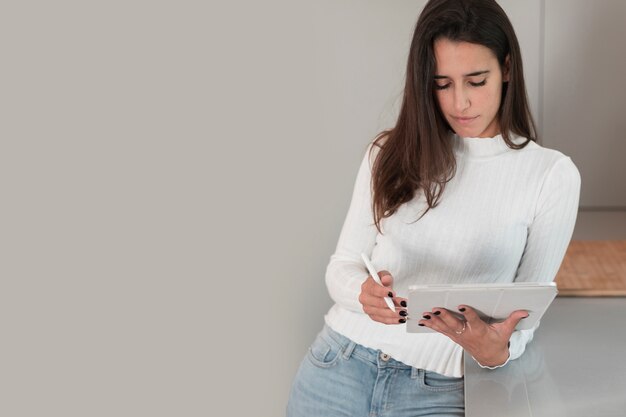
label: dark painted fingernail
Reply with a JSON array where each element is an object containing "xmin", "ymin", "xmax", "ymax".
[
  {"xmin": 459, "ymin": 307, "xmax": 466, "ymax": 312},
  {"xmin": 418, "ymin": 323, "xmax": 425, "ymax": 326},
  {"xmin": 388, "ymin": 292, "xmax": 393, "ymax": 298},
  {"xmin": 399, "ymin": 318, "xmax": 406, "ymax": 323},
  {"xmin": 400, "ymin": 301, "xmax": 407, "ymax": 307},
  {"xmin": 399, "ymin": 310, "xmax": 408, "ymax": 317},
  {"xmin": 433, "ymin": 311, "xmax": 441, "ymax": 316},
  {"xmin": 423, "ymin": 314, "xmax": 431, "ymax": 319},
  {"xmin": 508, "ymin": 341, "xmax": 511, "ymax": 348}
]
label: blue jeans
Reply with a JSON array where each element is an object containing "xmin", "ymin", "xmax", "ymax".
[{"xmin": 287, "ymin": 324, "xmax": 464, "ymax": 417}]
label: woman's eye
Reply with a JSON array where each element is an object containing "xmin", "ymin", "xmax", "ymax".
[
  {"xmin": 434, "ymin": 79, "xmax": 486, "ymax": 90},
  {"xmin": 469, "ymin": 79, "xmax": 486, "ymax": 87}
]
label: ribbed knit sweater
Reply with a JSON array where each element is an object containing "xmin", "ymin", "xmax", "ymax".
[{"xmin": 324, "ymin": 132, "xmax": 581, "ymax": 377}]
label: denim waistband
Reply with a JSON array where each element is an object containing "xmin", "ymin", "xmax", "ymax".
[{"xmin": 320, "ymin": 323, "xmax": 417, "ymax": 371}]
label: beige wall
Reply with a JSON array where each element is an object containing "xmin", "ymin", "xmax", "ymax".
[{"xmin": 3, "ymin": 1, "xmax": 623, "ymax": 416}]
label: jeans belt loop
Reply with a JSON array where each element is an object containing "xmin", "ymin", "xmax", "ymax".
[{"xmin": 342, "ymin": 340, "xmax": 356, "ymax": 360}]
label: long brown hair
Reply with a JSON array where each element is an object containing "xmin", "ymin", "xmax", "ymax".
[{"xmin": 370, "ymin": 0, "xmax": 537, "ymax": 233}]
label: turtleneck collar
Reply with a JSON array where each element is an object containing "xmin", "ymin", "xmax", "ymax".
[{"xmin": 451, "ymin": 131, "xmax": 529, "ymax": 158}]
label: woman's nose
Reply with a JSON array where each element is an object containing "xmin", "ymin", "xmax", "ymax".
[{"xmin": 454, "ymin": 88, "xmax": 471, "ymax": 113}]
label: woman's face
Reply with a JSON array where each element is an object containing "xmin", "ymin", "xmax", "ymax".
[{"xmin": 433, "ymin": 38, "xmax": 509, "ymax": 138}]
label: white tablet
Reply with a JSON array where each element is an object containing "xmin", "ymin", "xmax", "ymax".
[{"xmin": 406, "ymin": 282, "xmax": 558, "ymax": 333}]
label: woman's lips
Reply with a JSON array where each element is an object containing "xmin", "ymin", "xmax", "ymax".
[{"xmin": 453, "ymin": 116, "xmax": 478, "ymax": 125}]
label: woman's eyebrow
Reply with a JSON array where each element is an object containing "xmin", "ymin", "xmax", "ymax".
[{"xmin": 434, "ymin": 70, "xmax": 490, "ymax": 79}]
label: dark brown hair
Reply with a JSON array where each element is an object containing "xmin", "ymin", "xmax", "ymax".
[{"xmin": 370, "ymin": 0, "xmax": 537, "ymax": 233}]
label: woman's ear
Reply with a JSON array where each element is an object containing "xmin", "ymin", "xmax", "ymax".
[{"xmin": 503, "ymin": 54, "xmax": 511, "ymax": 82}]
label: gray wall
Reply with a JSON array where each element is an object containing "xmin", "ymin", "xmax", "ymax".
[
  {"xmin": 2, "ymin": 1, "xmax": 623, "ymax": 417},
  {"xmin": 542, "ymin": 0, "xmax": 626, "ymax": 208}
]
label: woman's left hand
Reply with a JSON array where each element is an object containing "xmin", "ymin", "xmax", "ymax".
[{"xmin": 417, "ymin": 305, "xmax": 529, "ymax": 367}]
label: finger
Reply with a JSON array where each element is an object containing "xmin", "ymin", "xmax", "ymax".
[
  {"xmin": 361, "ymin": 297, "xmax": 405, "ymax": 317},
  {"xmin": 422, "ymin": 311, "xmax": 451, "ymax": 335},
  {"xmin": 417, "ymin": 319, "xmax": 431, "ymax": 329},
  {"xmin": 359, "ymin": 291, "xmax": 394, "ymax": 310},
  {"xmin": 392, "ymin": 297, "xmax": 408, "ymax": 309},
  {"xmin": 386, "ymin": 297, "xmax": 408, "ymax": 315},
  {"xmin": 363, "ymin": 276, "xmax": 396, "ymax": 299},
  {"xmin": 418, "ymin": 316, "xmax": 444, "ymax": 333},
  {"xmin": 420, "ymin": 311, "xmax": 434, "ymax": 320},
  {"xmin": 364, "ymin": 304, "xmax": 402, "ymax": 318},
  {"xmin": 370, "ymin": 316, "xmax": 406, "ymax": 325},
  {"xmin": 431, "ymin": 307, "xmax": 464, "ymax": 332},
  {"xmin": 501, "ymin": 309, "xmax": 529, "ymax": 335},
  {"xmin": 370, "ymin": 312, "xmax": 408, "ymax": 325},
  {"xmin": 457, "ymin": 305, "xmax": 483, "ymax": 329},
  {"xmin": 417, "ymin": 311, "xmax": 438, "ymax": 330},
  {"xmin": 379, "ymin": 271, "xmax": 393, "ymax": 288},
  {"xmin": 373, "ymin": 298, "xmax": 409, "ymax": 318}
]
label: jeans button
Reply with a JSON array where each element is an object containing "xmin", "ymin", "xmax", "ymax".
[{"xmin": 380, "ymin": 353, "xmax": 391, "ymax": 361}]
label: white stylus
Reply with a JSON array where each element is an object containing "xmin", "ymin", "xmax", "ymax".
[{"xmin": 361, "ymin": 253, "xmax": 396, "ymax": 312}]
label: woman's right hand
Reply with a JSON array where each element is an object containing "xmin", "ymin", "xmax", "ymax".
[{"xmin": 359, "ymin": 270, "xmax": 408, "ymax": 324}]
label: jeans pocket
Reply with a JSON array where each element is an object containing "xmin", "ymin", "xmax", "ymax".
[
  {"xmin": 420, "ymin": 370, "xmax": 465, "ymax": 392},
  {"xmin": 306, "ymin": 332, "xmax": 343, "ymax": 368}
]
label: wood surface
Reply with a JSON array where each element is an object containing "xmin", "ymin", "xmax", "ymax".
[{"xmin": 555, "ymin": 241, "xmax": 626, "ymax": 296}]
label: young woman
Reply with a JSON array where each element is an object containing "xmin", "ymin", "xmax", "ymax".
[{"xmin": 288, "ymin": 0, "xmax": 581, "ymax": 415}]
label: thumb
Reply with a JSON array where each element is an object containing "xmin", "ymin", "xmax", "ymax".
[
  {"xmin": 378, "ymin": 270, "xmax": 393, "ymax": 287},
  {"xmin": 502, "ymin": 310, "xmax": 529, "ymax": 334}
]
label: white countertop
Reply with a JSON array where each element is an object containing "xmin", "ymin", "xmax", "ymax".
[{"xmin": 464, "ymin": 297, "xmax": 626, "ymax": 416}]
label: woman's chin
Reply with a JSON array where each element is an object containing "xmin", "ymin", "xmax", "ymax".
[
  {"xmin": 453, "ymin": 128, "xmax": 478, "ymax": 138},
  {"xmin": 453, "ymin": 126, "xmax": 493, "ymax": 138}
]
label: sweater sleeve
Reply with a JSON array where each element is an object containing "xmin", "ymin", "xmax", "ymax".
[
  {"xmin": 473, "ymin": 156, "xmax": 581, "ymax": 369},
  {"xmin": 324, "ymin": 142, "xmax": 381, "ymax": 313}
]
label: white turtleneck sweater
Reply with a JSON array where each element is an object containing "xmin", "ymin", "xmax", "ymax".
[{"xmin": 324, "ymin": 132, "xmax": 581, "ymax": 377}]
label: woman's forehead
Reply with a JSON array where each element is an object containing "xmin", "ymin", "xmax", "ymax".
[{"xmin": 433, "ymin": 38, "xmax": 499, "ymax": 77}]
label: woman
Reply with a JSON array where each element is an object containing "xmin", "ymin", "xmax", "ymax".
[{"xmin": 288, "ymin": 0, "xmax": 581, "ymax": 415}]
